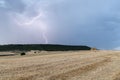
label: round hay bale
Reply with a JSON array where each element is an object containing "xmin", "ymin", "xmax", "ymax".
[
  {"xmin": 91, "ymin": 48, "xmax": 97, "ymax": 50},
  {"xmin": 20, "ymin": 52, "xmax": 26, "ymax": 56}
]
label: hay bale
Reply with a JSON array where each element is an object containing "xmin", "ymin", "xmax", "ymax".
[
  {"xmin": 20, "ymin": 52, "xmax": 26, "ymax": 56},
  {"xmin": 91, "ymin": 48, "xmax": 97, "ymax": 50}
]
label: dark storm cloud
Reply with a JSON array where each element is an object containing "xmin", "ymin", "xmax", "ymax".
[
  {"xmin": 46, "ymin": 0, "xmax": 120, "ymax": 49},
  {"xmin": 1, "ymin": 0, "xmax": 26, "ymax": 12},
  {"xmin": 0, "ymin": 0, "xmax": 120, "ymax": 49}
]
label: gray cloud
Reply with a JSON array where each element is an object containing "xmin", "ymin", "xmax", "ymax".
[
  {"xmin": 45, "ymin": 0, "xmax": 120, "ymax": 49},
  {"xmin": 0, "ymin": 0, "xmax": 120, "ymax": 49}
]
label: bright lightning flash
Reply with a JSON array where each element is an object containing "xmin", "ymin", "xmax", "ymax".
[{"xmin": 14, "ymin": 12, "xmax": 49, "ymax": 44}]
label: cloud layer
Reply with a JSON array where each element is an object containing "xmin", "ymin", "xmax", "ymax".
[{"xmin": 0, "ymin": 0, "xmax": 120, "ymax": 49}]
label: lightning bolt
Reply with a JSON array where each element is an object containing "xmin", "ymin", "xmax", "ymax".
[
  {"xmin": 42, "ymin": 32, "xmax": 48, "ymax": 44},
  {"xmin": 13, "ymin": 12, "xmax": 48, "ymax": 44}
]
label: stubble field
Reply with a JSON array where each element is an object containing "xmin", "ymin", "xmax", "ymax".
[{"xmin": 0, "ymin": 50, "xmax": 120, "ymax": 80}]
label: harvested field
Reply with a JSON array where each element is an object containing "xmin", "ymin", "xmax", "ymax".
[{"xmin": 0, "ymin": 50, "xmax": 120, "ymax": 80}]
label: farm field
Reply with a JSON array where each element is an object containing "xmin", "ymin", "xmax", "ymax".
[{"xmin": 0, "ymin": 50, "xmax": 120, "ymax": 80}]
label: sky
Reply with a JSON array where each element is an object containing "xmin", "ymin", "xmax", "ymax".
[{"xmin": 0, "ymin": 0, "xmax": 120, "ymax": 50}]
